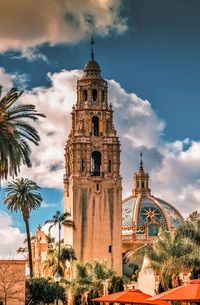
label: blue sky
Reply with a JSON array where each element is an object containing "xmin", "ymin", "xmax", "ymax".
[
  {"xmin": 0, "ymin": 0, "xmax": 200, "ymax": 256},
  {"xmin": 2, "ymin": 0, "xmax": 200, "ymax": 140}
]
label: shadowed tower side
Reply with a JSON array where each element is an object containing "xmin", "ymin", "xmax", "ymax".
[{"xmin": 63, "ymin": 41, "xmax": 122, "ymax": 274}]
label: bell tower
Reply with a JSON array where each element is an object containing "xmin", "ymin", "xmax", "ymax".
[{"xmin": 64, "ymin": 40, "xmax": 122, "ymax": 274}]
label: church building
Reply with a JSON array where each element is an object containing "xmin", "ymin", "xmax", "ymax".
[{"xmin": 122, "ymin": 153, "xmax": 184, "ymax": 256}]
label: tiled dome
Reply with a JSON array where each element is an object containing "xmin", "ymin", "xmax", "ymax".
[
  {"xmin": 122, "ymin": 194, "xmax": 184, "ymax": 234},
  {"xmin": 122, "ymin": 154, "xmax": 184, "ymax": 238}
]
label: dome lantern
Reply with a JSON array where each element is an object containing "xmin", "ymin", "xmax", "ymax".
[
  {"xmin": 133, "ymin": 153, "xmax": 151, "ymax": 196},
  {"xmin": 82, "ymin": 37, "xmax": 102, "ymax": 79}
]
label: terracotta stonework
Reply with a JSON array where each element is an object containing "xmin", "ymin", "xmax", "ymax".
[
  {"xmin": 0, "ymin": 260, "xmax": 26, "ymax": 305},
  {"xmin": 64, "ymin": 56, "xmax": 122, "ymax": 274}
]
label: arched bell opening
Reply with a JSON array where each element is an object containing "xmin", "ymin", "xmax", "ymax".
[
  {"xmin": 92, "ymin": 116, "xmax": 99, "ymax": 136},
  {"xmin": 102, "ymin": 90, "xmax": 105, "ymax": 102},
  {"xmin": 92, "ymin": 89, "xmax": 97, "ymax": 102},
  {"xmin": 141, "ymin": 181, "xmax": 145, "ymax": 189},
  {"xmin": 83, "ymin": 89, "xmax": 87, "ymax": 101},
  {"xmin": 91, "ymin": 151, "xmax": 101, "ymax": 176}
]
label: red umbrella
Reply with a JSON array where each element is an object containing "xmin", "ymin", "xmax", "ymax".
[
  {"xmin": 148, "ymin": 279, "xmax": 200, "ymax": 302},
  {"xmin": 92, "ymin": 288, "xmax": 170, "ymax": 305}
]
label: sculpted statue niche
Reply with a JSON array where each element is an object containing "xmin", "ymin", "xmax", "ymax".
[{"xmin": 77, "ymin": 114, "xmax": 85, "ymax": 132}]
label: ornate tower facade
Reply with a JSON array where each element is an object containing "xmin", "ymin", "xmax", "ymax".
[
  {"xmin": 32, "ymin": 225, "xmax": 48, "ymax": 277},
  {"xmin": 64, "ymin": 48, "xmax": 122, "ymax": 274}
]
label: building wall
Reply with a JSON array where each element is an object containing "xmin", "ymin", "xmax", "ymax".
[{"xmin": 0, "ymin": 260, "xmax": 26, "ymax": 305}]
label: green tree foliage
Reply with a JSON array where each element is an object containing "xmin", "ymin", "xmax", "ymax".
[
  {"xmin": 177, "ymin": 216, "xmax": 200, "ymax": 279},
  {"xmin": 178, "ymin": 218, "xmax": 200, "ymax": 246},
  {"xmin": 68, "ymin": 260, "xmax": 125, "ymax": 305},
  {"xmin": 43, "ymin": 244, "xmax": 76, "ymax": 277},
  {"xmin": 108, "ymin": 275, "xmax": 124, "ymax": 294},
  {"xmin": 134, "ymin": 230, "xmax": 197, "ymax": 291},
  {"xmin": 4, "ymin": 178, "xmax": 42, "ymax": 278},
  {"xmin": 26, "ymin": 278, "xmax": 65, "ymax": 305},
  {"xmin": 123, "ymin": 257, "xmax": 139, "ymax": 281},
  {"xmin": 186, "ymin": 211, "xmax": 200, "ymax": 222},
  {"xmin": 0, "ymin": 86, "xmax": 45, "ymax": 180},
  {"xmin": 44, "ymin": 211, "xmax": 75, "ymax": 277}
]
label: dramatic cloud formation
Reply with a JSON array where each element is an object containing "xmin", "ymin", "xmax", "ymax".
[
  {"xmin": 152, "ymin": 140, "xmax": 200, "ymax": 215},
  {"xmin": 0, "ymin": 212, "xmax": 25, "ymax": 258},
  {"xmin": 17, "ymin": 69, "xmax": 79, "ymax": 188},
  {"xmin": 1, "ymin": 67, "xmax": 200, "ymax": 224},
  {"xmin": 0, "ymin": 0, "xmax": 126, "ymax": 57}
]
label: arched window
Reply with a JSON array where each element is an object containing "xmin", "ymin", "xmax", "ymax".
[
  {"xmin": 142, "ymin": 181, "xmax": 145, "ymax": 189},
  {"xmin": 108, "ymin": 160, "xmax": 111, "ymax": 173},
  {"xmin": 92, "ymin": 89, "xmax": 97, "ymax": 102},
  {"xmin": 91, "ymin": 151, "xmax": 101, "ymax": 176},
  {"xmin": 81, "ymin": 159, "xmax": 85, "ymax": 173},
  {"xmin": 83, "ymin": 89, "xmax": 87, "ymax": 101},
  {"xmin": 92, "ymin": 116, "xmax": 99, "ymax": 136},
  {"xmin": 102, "ymin": 90, "xmax": 105, "ymax": 102}
]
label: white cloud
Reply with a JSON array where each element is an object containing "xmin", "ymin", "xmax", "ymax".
[
  {"xmin": 0, "ymin": 68, "xmax": 28, "ymax": 91},
  {"xmin": 1, "ymin": 67, "xmax": 200, "ymax": 220},
  {"xmin": 108, "ymin": 79, "xmax": 165, "ymax": 148},
  {"xmin": 0, "ymin": 68, "xmax": 15, "ymax": 92},
  {"xmin": 0, "ymin": 0, "xmax": 127, "ymax": 58},
  {"xmin": 42, "ymin": 223, "xmax": 64, "ymax": 243},
  {"xmin": 151, "ymin": 141, "xmax": 200, "ymax": 217},
  {"xmin": 0, "ymin": 212, "xmax": 25, "ymax": 258},
  {"xmin": 16, "ymin": 69, "xmax": 80, "ymax": 188},
  {"xmin": 41, "ymin": 201, "xmax": 60, "ymax": 209}
]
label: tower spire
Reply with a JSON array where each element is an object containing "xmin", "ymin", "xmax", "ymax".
[
  {"xmin": 91, "ymin": 36, "xmax": 95, "ymax": 60},
  {"xmin": 140, "ymin": 152, "xmax": 144, "ymax": 171}
]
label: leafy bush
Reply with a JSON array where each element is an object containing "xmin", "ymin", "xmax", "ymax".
[{"xmin": 26, "ymin": 277, "xmax": 65, "ymax": 305}]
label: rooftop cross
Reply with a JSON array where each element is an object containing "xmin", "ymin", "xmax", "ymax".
[{"xmin": 91, "ymin": 36, "xmax": 95, "ymax": 60}]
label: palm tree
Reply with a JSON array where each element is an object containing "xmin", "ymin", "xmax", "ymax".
[
  {"xmin": 0, "ymin": 86, "xmax": 45, "ymax": 180},
  {"xmin": 177, "ymin": 218, "xmax": 200, "ymax": 279},
  {"xmin": 43, "ymin": 244, "xmax": 76, "ymax": 277},
  {"xmin": 3, "ymin": 177, "xmax": 42, "ymax": 278},
  {"xmin": 133, "ymin": 230, "xmax": 196, "ymax": 291},
  {"xmin": 177, "ymin": 218, "xmax": 200, "ymax": 246},
  {"xmin": 44, "ymin": 211, "xmax": 75, "ymax": 276},
  {"xmin": 68, "ymin": 260, "xmax": 125, "ymax": 305}
]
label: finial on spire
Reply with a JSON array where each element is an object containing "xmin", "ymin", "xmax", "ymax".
[
  {"xmin": 140, "ymin": 152, "xmax": 144, "ymax": 171},
  {"xmin": 91, "ymin": 36, "xmax": 95, "ymax": 60}
]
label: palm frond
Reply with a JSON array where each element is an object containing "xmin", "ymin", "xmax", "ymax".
[{"xmin": 0, "ymin": 86, "xmax": 45, "ymax": 180}]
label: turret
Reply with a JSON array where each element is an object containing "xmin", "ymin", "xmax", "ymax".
[{"xmin": 133, "ymin": 153, "xmax": 151, "ymax": 196}]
